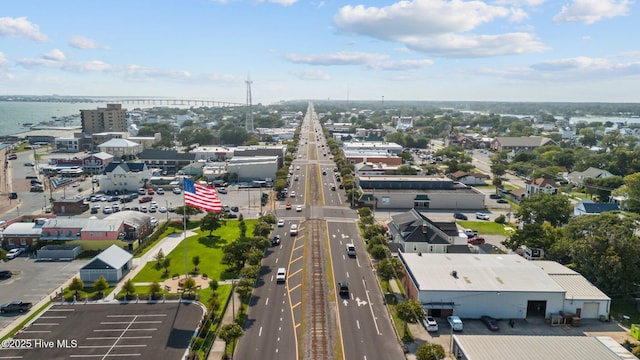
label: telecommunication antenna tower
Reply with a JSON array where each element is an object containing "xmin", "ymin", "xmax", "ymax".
[{"xmin": 245, "ymin": 76, "xmax": 254, "ymax": 133}]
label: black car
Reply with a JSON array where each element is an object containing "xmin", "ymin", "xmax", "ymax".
[
  {"xmin": 453, "ymin": 212, "xmax": 468, "ymax": 220},
  {"xmin": 8, "ymin": 192, "xmax": 17, "ymax": 199},
  {"xmin": 338, "ymin": 281, "xmax": 349, "ymax": 297},
  {"xmin": 230, "ymin": 206, "xmax": 239, "ymax": 212},
  {"xmin": 497, "ymin": 199, "xmax": 508, "ymax": 204},
  {"xmin": 0, "ymin": 270, "xmax": 12, "ymax": 280},
  {"xmin": 489, "ymin": 194, "xmax": 501, "ymax": 199},
  {"xmin": 481, "ymin": 316, "xmax": 500, "ymax": 331},
  {"xmin": 271, "ymin": 235, "xmax": 281, "ymax": 246},
  {"xmin": 227, "ymin": 213, "xmax": 238, "ymax": 219}
]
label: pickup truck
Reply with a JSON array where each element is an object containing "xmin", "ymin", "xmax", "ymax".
[{"xmin": 0, "ymin": 301, "xmax": 33, "ymax": 313}]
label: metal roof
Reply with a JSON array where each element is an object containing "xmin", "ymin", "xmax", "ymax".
[
  {"xmin": 82, "ymin": 219, "xmax": 124, "ymax": 232},
  {"xmin": 549, "ymin": 275, "xmax": 610, "ymax": 301},
  {"xmin": 105, "ymin": 211, "xmax": 151, "ymax": 227},
  {"xmin": 1, "ymin": 223, "xmax": 42, "ymax": 236},
  {"xmin": 82, "ymin": 244, "xmax": 132, "ymax": 270},
  {"xmin": 400, "ymin": 253, "xmax": 565, "ymax": 293},
  {"xmin": 454, "ymin": 335, "xmax": 632, "ymax": 360}
]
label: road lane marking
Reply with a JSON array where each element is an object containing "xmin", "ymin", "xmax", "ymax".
[
  {"xmin": 265, "ymin": 297, "xmax": 269, "ymax": 306},
  {"xmin": 289, "ymin": 268, "xmax": 303, "ymax": 277},
  {"xmin": 357, "ymin": 320, "xmax": 360, "ymax": 329},
  {"xmin": 362, "ymin": 279, "xmax": 381, "ymax": 335},
  {"xmin": 291, "ymin": 302, "xmax": 301, "ymax": 309},
  {"xmin": 259, "ymin": 327, "xmax": 263, "ymax": 337},
  {"xmin": 288, "ymin": 283, "xmax": 301, "ymax": 292},
  {"xmin": 346, "ymin": 271, "xmax": 349, "ymax": 278},
  {"xmin": 290, "ymin": 255, "xmax": 303, "ymax": 263}
]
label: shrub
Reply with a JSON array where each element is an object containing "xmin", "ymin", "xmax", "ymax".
[{"xmin": 494, "ymin": 214, "xmax": 506, "ymax": 224}]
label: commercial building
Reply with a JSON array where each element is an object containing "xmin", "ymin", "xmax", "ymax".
[
  {"xmin": 398, "ymin": 253, "xmax": 610, "ymax": 320},
  {"xmin": 81, "ymin": 104, "xmax": 127, "ymax": 134},
  {"xmin": 79, "ymin": 245, "xmax": 133, "ymax": 283},
  {"xmin": 342, "ymin": 141, "xmax": 403, "ymax": 155}
]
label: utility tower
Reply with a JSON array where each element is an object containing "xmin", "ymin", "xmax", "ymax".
[{"xmin": 245, "ymin": 76, "xmax": 254, "ymax": 133}]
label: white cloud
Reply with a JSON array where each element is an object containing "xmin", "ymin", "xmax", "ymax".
[
  {"xmin": 290, "ymin": 69, "xmax": 330, "ymax": 80},
  {"xmin": 531, "ymin": 56, "xmax": 611, "ymax": 71},
  {"xmin": 0, "ymin": 52, "xmax": 9, "ymax": 67},
  {"xmin": 69, "ymin": 35, "xmax": 110, "ymax": 50},
  {"xmin": 553, "ymin": 0, "xmax": 630, "ymax": 24},
  {"xmin": 367, "ymin": 59, "xmax": 434, "ymax": 71},
  {"xmin": 334, "ymin": 0, "xmax": 547, "ymax": 57},
  {"xmin": 493, "ymin": 0, "xmax": 545, "ymax": 5},
  {"xmin": 283, "ymin": 51, "xmax": 388, "ymax": 65},
  {"xmin": 0, "ymin": 17, "xmax": 48, "ymax": 42},
  {"xmin": 403, "ymin": 32, "xmax": 549, "ymax": 57},
  {"xmin": 43, "ymin": 49, "xmax": 65, "ymax": 61}
]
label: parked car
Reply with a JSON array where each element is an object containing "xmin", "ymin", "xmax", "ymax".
[
  {"xmin": 453, "ymin": 212, "xmax": 468, "ymax": 220},
  {"xmin": 0, "ymin": 301, "xmax": 32, "ymax": 313},
  {"xmin": 481, "ymin": 315, "xmax": 500, "ymax": 331},
  {"xmin": 156, "ymin": 188, "xmax": 165, "ymax": 195},
  {"xmin": 8, "ymin": 192, "xmax": 17, "ymax": 199},
  {"xmin": 447, "ymin": 316, "xmax": 464, "ymax": 331},
  {"xmin": 422, "ymin": 316, "xmax": 439, "ymax": 332},
  {"xmin": 218, "ymin": 187, "xmax": 228, "ymax": 194},
  {"xmin": 6, "ymin": 248, "xmax": 23, "ymax": 260},
  {"xmin": 497, "ymin": 199, "xmax": 508, "ymax": 204},
  {"xmin": 489, "ymin": 194, "xmax": 501, "ymax": 199},
  {"xmin": 172, "ymin": 188, "xmax": 182, "ymax": 194},
  {"xmin": 475, "ymin": 213, "xmax": 490, "ymax": 220}
]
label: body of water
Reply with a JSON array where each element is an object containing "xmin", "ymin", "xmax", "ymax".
[{"xmin": 0, "ymin": 101, "xmax": 110, "ymax": 137}]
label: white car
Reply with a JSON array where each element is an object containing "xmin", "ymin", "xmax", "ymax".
[
  {"xmin": 103, "ymin": 206, "xmax": 113, "ymax": 214},
  {"xmin": 447, "ymin": 316, "xmax": 464, "ymax": 331},
  {"xmin": 422, "ymin": 316, "xmax": 439, "ymax": 332},
  {"xmin": 172, "ymin": 188, "xmax": 182, "ymax": 194},
  {"xmin": 290, "ymin": 191, "xmax": 296, "ymax": 198},
  {"xmin": 296, "ymin": 205, "xmax": 302, "ymax": 212},
  {"xmin": 475, "ymin": 213, "xmax": 490, "ymax": 220},
  {"xmin": 277, "ymin": 219, "xmax": 285, "ymax": 227},
  {"xmin": 276, "ymin": 268, "xmax": 286, "ymax": 283},
  {"xmin": 158, "ymin": 207, "xmax": 167, "ymax": 213},
  {"xmin": 6, "ymin": 248, "xmax": 23, "ymax": 260}
]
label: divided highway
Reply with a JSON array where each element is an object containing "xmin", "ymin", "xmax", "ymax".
[{"xmin": 236, "ymin": 103, "xmax": 403, "ymax": 360}]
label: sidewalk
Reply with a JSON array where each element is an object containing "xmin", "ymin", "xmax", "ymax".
[{"xmin": 207, "ymin": 284, "xmax": 241, "ymax": 360}]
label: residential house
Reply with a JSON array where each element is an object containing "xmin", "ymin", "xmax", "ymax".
[
  {"xmin": 491, "ymin": 136, "xmax": 556, "ymax": 153},
  {"xmin": 448, "ymin": 171, "xmax": 490, "ymax": 186},
  {"xmin": 566, "ymin": 167, "xmax": 615, "ymax": 187},
  {"xmin": 100, "ymin": 162, "xmax": 152, "ymax": 193},
  {"xmin": 386, "ymin": 209, "xmax": 469, "ymax": 254},
  {"xmin": 526, "ymin": 177, "xmax": 560, "ymax": 196},
  {"xmin": 573, "ymin": 200, "xmax": 620, "ymax": 216}
]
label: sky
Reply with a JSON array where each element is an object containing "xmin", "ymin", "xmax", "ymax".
[{"xmin": 1, "ymin": 0, "xmax": 639, "ymax": 104}]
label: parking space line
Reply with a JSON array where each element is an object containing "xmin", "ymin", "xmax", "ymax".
[
  {"xmin": 48, "ymin": 308, "xmax": 75, "ymax": 312},
  {"xmin": 20, "ymin": 330, "xmax": 51, "ymax": 333},
  {"xmin": 31, "ymin": 323, "xmax": 59, "ymax": 326},
  {"xmin": 100, "ymin": 321, "xmax": 162, "ymax": 325},
  {"xmin": 94, "ymin": 328, "xmax": 157, "ymax": 332},
  {"xmin": 86, "ymin": 336, "xmax": 152, "ymax": 340},
  {"xmin": 77, "ymin": 345, "xmax": 147, "ymax": 349},
  {"xmin": 106, "ymin": 314, "xmax": 166, "ymax": 317},
  {"xmin": 69, "ymin": 353, "xmax": 141, "ymax": 358},
  {"xmin": 39, "ymin": 316, "xmax": 67, "ymax": 319}
]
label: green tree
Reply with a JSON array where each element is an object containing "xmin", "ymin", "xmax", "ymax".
[
  {"xmin": 237, "ymin": 219, "xmax": 247, "ymax": 237},
  {"xmin": 239, "ymin": 265, "xmax": 260, "ymax": 280},
  {"xmin": 358, "ymin": 207, "xmax": 372, "ymax": 217},
  {"xmin": 376, "ymin": 258, "xmax": 405, "ymax": 283},
  {"xmin": 200, "ymin": 212, "xmax": 225, "ymax": 237},
  {"xmin": 183, "ymin": 277, "xmax": 197, "ymax": 295},
  {"xmin": 192, "ymin": 256, "xmax": 201, "ymax": 273},
  {"xmin": 218, "ymin": 323, "xmax": 243, "ymax": 357},
  {"xmin": 162, "ymin": 257, "xmax": 171, "ymax": 275},
  {"xmin": 252, "ymin": 221, "xmax": 272, "ymax": 238},
  {"xmin": 416, "ymin": 343, "xmax": 446, "ymax": 360},
  {"xmin": 122, "ymin": 279, "xmax": 136, "ymax": 299},
  {"xmin": 235, "ymin": 278, "xmax": 255, "ymax": 302},
  {"xmin": 93, "ymin": 276, "xmax": 109, "ymax": 298},
  {"xmin": 623, "ymin": 172, "xmax": 640, "ymax": 212},
  {"xmin": 0, "ymin": 248, "xmax": 7, "ymax": 262},
  {"xmin": 153, "ymin": 249, "xmax": 165, "ymax": 271},
  {"xmin": 148, "ymin": 282, "xmax": 162, "ymax": 298},
  {"xmin": 563, "ymin": 212, "xmax": 640, "ymax": 295},
  {"xmin": 245, "ymin": 248, "xmax": 264, "ymax": 266},
  {"xmin": 515, "ymin": 192, "xmax": 572, "ymax": 227},
  {"xmin": 369, "ymin": 244, "xmax": 390, "ymax": 261},
  {"xmin": 69, "ymin": 277, "xmax": 84, "ymax": 297},
  {"xmin": 396, "ymin": 299, "xmax": 426, "ymax": 337},
  {"xmin": 174, "ymin": 205, "xmax": 203, "ymax": 223}
]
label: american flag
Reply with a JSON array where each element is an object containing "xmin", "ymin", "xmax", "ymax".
[{"xmin": 184, "ymin": 178, "xmax": 222, "ymax": 212}]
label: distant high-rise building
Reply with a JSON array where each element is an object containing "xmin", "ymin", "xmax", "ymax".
[{"xmin": 81, "ymin": 104, "xmax": 127, "ymax": 134}]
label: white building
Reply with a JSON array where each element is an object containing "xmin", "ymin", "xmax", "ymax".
[
  {"xmin": 398, "ymin": 253, "xmax": 610, "ymax": 320},
  {"xmin": 54, "ymin": 137, "xmax": 80, "ymax": 153},
  {"xmin": 98, "ymin": 138, "xmax": 142, "ymax": 159},
  {"xmin": 342, "ymin": 141, "xmax": 403, "ymax": 155},
  {"xmin": 226, "ymin": 156, "xmax": 278, "ymax": 181},
  {"xmin": 100, "ymin": 162, "xmax": 152, "ymax": 193}
]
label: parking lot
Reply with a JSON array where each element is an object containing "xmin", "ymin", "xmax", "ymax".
[
  {"xmin": 408, "ymin": 315, "xmax": 634, "ymax": 356},
  {"xmin": 1, "ymin": 302, "xmax": 204, "ymax": 359},
  {"xmin": 0, "ymin": 256, "xmax": 87, "ymax": 330}
]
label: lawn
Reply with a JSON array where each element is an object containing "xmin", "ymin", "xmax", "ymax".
[
  {"xmin": 132, "ymin": 220, "xmax": 257, "ymax": 284},
  {"xmin": 611, "ymin": 296, "xmax": 640, "ymax": 325},
  {"xmin": 62, "ymin": 285, "xmax": 116, "ymax": 301},
  {"xmin": 457, "ymin": 220, "xmax": 517, "ymax": 236}
]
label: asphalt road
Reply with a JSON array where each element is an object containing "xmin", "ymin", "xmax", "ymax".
[{"xmin": 236, "ymin": 103, "xmax": 403, "ymax": 360}]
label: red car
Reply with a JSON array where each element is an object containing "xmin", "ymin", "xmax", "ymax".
[
  {"xmin": 468, "ymin": 236, "xmax": 485, "ymax": 245},
  {"xmin": 139, "ymin": 196, "xmax": 152, "ymax": 203},
  {"xmin": 147, "ymin": 188, "xmax": 155, "ymax": 195},
  {"xmin": 285, "ymin": 202, "xmax": 292, "ymax": 210}
]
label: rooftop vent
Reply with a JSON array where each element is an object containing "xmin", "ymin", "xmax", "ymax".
[{"xmin": 451, "ymin": 270, "xmax": 458, "ymax": 278}]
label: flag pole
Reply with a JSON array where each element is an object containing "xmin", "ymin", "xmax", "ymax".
[{"xmin": 183, "ymin": 177, "xmax": 188, "ymax": 280}]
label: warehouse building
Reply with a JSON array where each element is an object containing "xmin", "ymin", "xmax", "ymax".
[{"xmin": 398, "ymin": 253, "xmax": 610, "ymax": 320}]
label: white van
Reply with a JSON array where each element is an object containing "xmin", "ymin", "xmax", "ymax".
[
  {"xmin": 290, "ymin": 224, "xmax": 298, "ymax": 236},
  {"xmin": 346, "ymin": 244, "xmax": 356, "ymax": 257}
]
